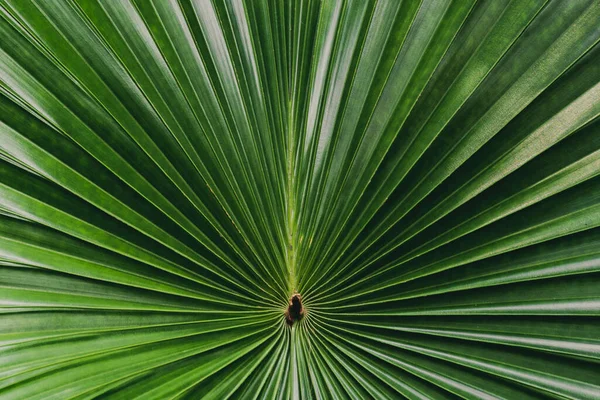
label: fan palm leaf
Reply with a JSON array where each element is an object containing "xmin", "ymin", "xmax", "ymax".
[{"xmin": 1, "ymin": 0, "xmax": 600, "ymax": 398}]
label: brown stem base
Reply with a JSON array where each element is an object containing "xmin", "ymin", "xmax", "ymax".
[{"xmin": 285, "ymin": 293, "xmax": 304, "ymax": 326}]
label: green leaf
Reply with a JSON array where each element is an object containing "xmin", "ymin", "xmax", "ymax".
[{"xmin": 1, "ymin": 0, "xmax": 600, "ymax": 398}]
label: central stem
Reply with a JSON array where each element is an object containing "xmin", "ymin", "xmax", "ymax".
[{"xmin": 286, "ymin": 99, "xmax": 297, "ymax": 293}]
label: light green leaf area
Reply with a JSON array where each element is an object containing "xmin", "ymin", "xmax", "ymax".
[{"xmin": 1, "ymin": 0, "xmax": 599, "ymax": 398}]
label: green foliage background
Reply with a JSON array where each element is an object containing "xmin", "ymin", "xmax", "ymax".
[{"xmin": 1, "ymin": 0, "xmax": 600, "ymax": 398}]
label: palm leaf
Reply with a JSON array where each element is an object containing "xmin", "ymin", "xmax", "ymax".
[{"xmin": 1, "ymin": 0, "xmax": 600, "ymax": 398}]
